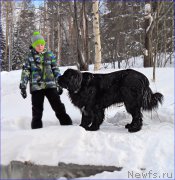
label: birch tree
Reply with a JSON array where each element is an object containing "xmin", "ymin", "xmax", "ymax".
[
  {"xmin": 144, "ymin": 3, "xmax": 154, "ymax": 67},
  {"xmin": 93, "ymin": 1, "xmax": 101, "ymax": 71}
]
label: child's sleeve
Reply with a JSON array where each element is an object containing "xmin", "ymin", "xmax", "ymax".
[
  {"xmin": 50, "ymin": 52, "xmax": 61, "ymax": 80},
  {"xmin": 20, "ymin": 56, "xmax": 31, "ymax": 89}
]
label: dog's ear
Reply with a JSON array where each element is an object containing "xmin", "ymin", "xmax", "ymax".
[
  {"xmin": 68, "ymin": 70, "xmax": 83, "ymax": 92},
  {"xmin": 82, "ymin": 72, "xmax": 94, "ymax": 86}
]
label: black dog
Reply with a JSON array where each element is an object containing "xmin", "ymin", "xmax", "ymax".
[{"xmin": 58, "ymin": 69, "xmax": 163, "ymax": 132}]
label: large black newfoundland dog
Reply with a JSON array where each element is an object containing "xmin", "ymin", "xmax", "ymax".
[{"xmin": 58, "ymin": 69, "xmax": 163, "ymax": 132}]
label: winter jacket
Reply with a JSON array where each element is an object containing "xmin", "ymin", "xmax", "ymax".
[{"xmin": 20, "ymin": 47, "xmax": 61, "ymax": 92}]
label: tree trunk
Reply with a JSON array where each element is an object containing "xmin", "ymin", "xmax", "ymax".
[
  {"xmin": 5, "ymin": 1, "xmax": 9, "ymax": 71},
  {"xmin": 46, "ymin": 2, "xmax": 50, "ymax": 50},
  {"xmin": 152, "ymin": 2, "xmax": 163, "ymax": 80},
  {"xmin": 57, "ymin": 5, "xmax": 61, "ymax": 66},
  {"xmin": 170, "ymin": 5, "xmax": 174, "ymax": 64},
  {"xmin": 93, "ymin": 1, "xmax": 101, "ymax": 71},
  {"xmin": 51, "ymin": 18, "xmax": 54, "ymax": 52},
  {"xmin": 163, "ymin": 4, "xmax": 167, "ymax": 67},
  {"xmin": 44, "ymin": 0, "xmax": 50, "ymax": 50},
  {"xmin": 144, "ymin": 3, "xmax": 153, "ymax": 67},
  {"xmin": 73, "ymin": 0, "xmax": 87, "ymax": 71},
  {"xmin": 153, "ymin": 23, "xmax": 158, "ymax": 81},
  {"xmin": 82, "ymin": 0, "xmax": 89, "ymax": 69},
  {"xmin": 8, "ymin": 1, "xmax": 14, "ymax": 71},
  {"xmin": 144, "ymin": 2, "xmax": 157, "ymax": 68}
]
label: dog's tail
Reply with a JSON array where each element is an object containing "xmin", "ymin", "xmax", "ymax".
[{"xmin": 142, "ymin": 87, "xmax": 164, "ymax": 111}]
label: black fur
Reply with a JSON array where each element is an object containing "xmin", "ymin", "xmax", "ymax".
[{"xmin": 58, "ymin": 69, "xmax": 163, "ymax": 132}]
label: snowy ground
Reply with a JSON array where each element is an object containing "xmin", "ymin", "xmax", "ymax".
[{"xmin": 1, "ymin": 65, "xmax": 174, "ymax": 179}]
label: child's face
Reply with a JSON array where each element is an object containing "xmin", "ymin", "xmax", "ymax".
[{"xmin": 35, "ymin": 44, "xmax": 45, "ymax": 53}]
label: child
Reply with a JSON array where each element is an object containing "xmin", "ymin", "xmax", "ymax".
[{"xmin": 19, "ymin": 31, "xmax": 72, "ymax": 129}]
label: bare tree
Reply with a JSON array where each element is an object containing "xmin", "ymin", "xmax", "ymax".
[{"xmin": 73, "ymin": 0, "xmax": 88, "ymax": 70}]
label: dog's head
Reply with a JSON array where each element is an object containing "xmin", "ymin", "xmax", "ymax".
[{"xmin": 58, "ymin": 69, "xmax": 82, "ymax": 93}]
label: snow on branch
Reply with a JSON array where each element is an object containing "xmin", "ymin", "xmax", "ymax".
[
  {"xmin": 144, "ymin": 3, "xmax": 153, "ymax": 33},
  {"xmin": 145, "ymin": 3, "xmax": 151, "ymax": 15}
]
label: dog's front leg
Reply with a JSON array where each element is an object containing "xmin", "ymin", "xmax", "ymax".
[
  {"xmin": 80, "ymin": 106, "xmax": 92, "ymax": 129},
  {"xmin": 87, "ymin": 108, "xmax": 104, "ymax": 131},
  {"xmin": 80, "ymin": 113, "xmax": 92, "ymax": 129},
  {"xmin": 80, "ymin": 106, "xmax": 100, "ymax": 131}
]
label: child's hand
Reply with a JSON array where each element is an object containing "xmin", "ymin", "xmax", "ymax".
[
  {"xmin": 19, "ymin": 84, "xmax": 27, "ymax": 99},
  {"xmin": 57, "ymin": 85, "xmax": 63, "ymax": 95},
  {"xmin": 21, "ymin": 88, "xmax": 27, "ymax": 99}
]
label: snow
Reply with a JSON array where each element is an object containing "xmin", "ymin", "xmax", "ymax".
[
  {"xmin": 145, "ymin": 4, "xmax": 151, "ymax": 15},
  {"xmin": 1, "ymin": 64, "xmax": 174, "ymax": 179}
]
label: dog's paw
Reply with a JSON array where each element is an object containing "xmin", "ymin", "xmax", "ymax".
[
  {"xmin": 79, "ymin": 124, "xmax": 87, "ymax": 129},
  {"xmin": 125, "ymin": 123, "xmax": 132, "ymax": 129},
  {"xmin": 128, "ymin": 126, "xmax": 142, "ymax": 133},
  {"xmin": 85, "ymin": 126, "xmax": 99, "ymax": 131}
]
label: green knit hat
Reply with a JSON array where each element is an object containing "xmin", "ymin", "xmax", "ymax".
[{"xmin": 31, "ymin": 31, "xmax": 46, "ymax": 48}]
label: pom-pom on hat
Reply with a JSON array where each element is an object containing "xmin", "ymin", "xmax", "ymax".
[{"xmin": 31, "ymin": 31, "xmax": 46, "ymax": 48}]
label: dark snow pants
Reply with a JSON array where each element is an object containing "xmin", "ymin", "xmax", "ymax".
[{"xmin": 31, "ymin": 88, "xmax": 72, "ymax": 129}]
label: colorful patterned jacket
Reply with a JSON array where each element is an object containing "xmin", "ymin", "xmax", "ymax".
[{"xmin": 20, "ymin": 47, "xmax": 61, "ymax": 93}]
